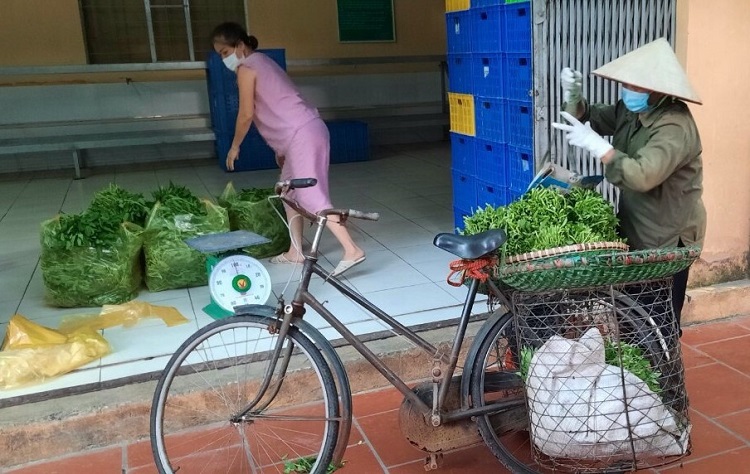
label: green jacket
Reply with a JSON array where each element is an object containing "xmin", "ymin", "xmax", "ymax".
[{"xmin": 581, "ymin": 98, "xmax": 706, "ymax": 250}]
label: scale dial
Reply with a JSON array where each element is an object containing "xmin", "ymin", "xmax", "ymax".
[{"xmin": 208, "ymin": 255, "xmax": 272, "ymax": 312}]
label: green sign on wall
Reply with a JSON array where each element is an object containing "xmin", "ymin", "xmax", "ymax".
[{"xmin": 337, "ymin": 0, "xmax": 395, "ymax": 43}]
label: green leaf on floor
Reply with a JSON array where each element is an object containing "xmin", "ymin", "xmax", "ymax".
[{"xmin": 282, "ymin": 455, "xmax": 344, "ymax": 473}]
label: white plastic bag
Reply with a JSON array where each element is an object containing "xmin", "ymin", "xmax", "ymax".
[{"xmin": 526, "ymin": 328, "xmax": 689, "ymax": 459}]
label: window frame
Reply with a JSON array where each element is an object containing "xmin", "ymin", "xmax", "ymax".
[{"xmin": 78, "ymin": 0, "xmax": 248, "ymax": 65}]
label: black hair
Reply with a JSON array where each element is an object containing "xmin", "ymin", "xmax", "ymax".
[{"xmin": 211, "ymin": 22, "xmax": 259, "ymax": 50}]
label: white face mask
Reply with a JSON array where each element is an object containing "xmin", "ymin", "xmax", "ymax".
[{"xmin": 222, "ymin": 49, "xmax": 240, "ymax": 72}]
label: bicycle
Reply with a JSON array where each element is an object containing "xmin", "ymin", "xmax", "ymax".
[{"xmin": 150, "ymin": 178, "xmax": 681, "ymax": 474}]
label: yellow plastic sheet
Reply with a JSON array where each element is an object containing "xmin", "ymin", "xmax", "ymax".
[
  {"xmin": 1, "ymin": 300, "xmax": 189, "ymax": 390},
  {"xmin": 1, "ymin": 315, "xmax": 110, "ymax": 390}
]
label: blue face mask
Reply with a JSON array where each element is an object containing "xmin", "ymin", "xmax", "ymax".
[{"xmin": 621, "ymin": 88, "xmax": 652, "ymax": 113}]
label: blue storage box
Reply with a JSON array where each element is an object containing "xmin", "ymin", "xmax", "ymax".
[
  {"xmin": 504, "ymin": 3, "xmax": 532, "ymax": 53},
  {"xmin": 504, "ymin": 53, "xmax": 533, "ymax": 101},
  {"xmin": 473, "ymin": 53, "xmax": 504, "ymax": 98},
  {"xmin": 446, "ymin": 11, "xmax": 473, "ymax": 53},
  {"xmin": 506, "ymin": 99, "xmax": 533, "ymax": 148},
  {"xmin": 327, "ymin": 120, "xmax": 370, "ymax": 164},
  {"xmin": 447, "ymin": 53, "xmax": 474, "ymax": 94},
  {"xmin": 472, "ymin": 0, "xmax": 503, "ymax": 6},
  {"xmin": 475, "ymin": 96, "xmax": 506, "ymax": 143},
  {"xmin": 452, "ymin": 169, "xmax": 478, "ymax": 212},
  {"xmin": 454, "ymin": 206, "xmax": 472, "ymax": 232},
  {"xmin": 474, "ymin": 139, "xmax": 507, "ymax": 187},
  {"xmin": 507, "ymin": 144, "xmax": 535, "ymax": 192},
  {"xmin": 472, "ymin": 5, "xmax": 503, "ymax": 53},
  {"xmin": 215, "ymin": 127, "xmax": 277, "ymax": 172},
  {"xmin": 476, "ymin": 179, "xmax": 509, "ymax": 208},
  {"xmin": 451, "ymin": 133, "xmax": 476, "ymax": 176}
]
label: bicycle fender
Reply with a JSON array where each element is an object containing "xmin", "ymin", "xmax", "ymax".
[
  {"xmin": 233, "ymin": 304, "xmax": 276, "ymax": 318},
  {"xmin": 460, "ymin": 308, "xmax": 511, "ymax": 410}
]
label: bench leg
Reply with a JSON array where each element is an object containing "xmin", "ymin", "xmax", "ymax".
[{"xmin": 72, "ymin": 148, "xmax": 82, "ymax": 179}]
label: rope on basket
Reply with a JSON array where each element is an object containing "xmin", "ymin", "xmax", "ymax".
[{"xmin": 446, "ymin": 256, "xmax": 498, "ymax": 287}]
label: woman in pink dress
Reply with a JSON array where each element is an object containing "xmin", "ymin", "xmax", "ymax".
[{"xmin": 212, "ymin": 22, "xmax": 365, "ymax": 276}]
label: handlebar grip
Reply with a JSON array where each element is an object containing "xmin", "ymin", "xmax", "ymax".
[
  {"xmin": 289, "ymin": 178, "xmax": 317, "ymax": 189},
  {"xmin": 348, "ymin": 209, "xmax": 380, "ymax": 221}
]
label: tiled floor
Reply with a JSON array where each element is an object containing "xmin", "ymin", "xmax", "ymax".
[
  {"xmin": 6, "ymin": 314, "xmax": 750, "ymax": 473},
  {"xmin": 0, "ymin": 142, "xmax": 489, "ymax": 402}
]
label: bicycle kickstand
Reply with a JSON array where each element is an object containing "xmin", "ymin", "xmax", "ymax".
[{"xmin": 424, "ymin": 452, "xmax": 443, "ymax": 471}]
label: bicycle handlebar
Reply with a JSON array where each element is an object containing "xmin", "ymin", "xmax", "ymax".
[{"xmin": 274, "ymin": 178, "xmax": 380, "ymax": 222}]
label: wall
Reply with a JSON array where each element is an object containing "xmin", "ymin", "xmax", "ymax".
[
  {"xmin": 0, "ymin": 0, "xmax": 86, "ymax": 66},
  {"xmin": 678, "ymin": 0, "xmax": 750, "ymax": 285}
]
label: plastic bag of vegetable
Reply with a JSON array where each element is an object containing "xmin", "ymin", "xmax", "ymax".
[
  {"xmin": 40, "ymin": 215, "xmax": 143, "ymax": 307},
  {"xmin": 143, "ymin": 194, "xmax": 230, "ymax": 292},
  {"xmin": 218, "ymin": 182, "xmax": 290, "ymax": 258}
]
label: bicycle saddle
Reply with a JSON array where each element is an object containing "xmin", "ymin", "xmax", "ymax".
[{"xmin": 433, "ymin": 229, "xmax": 507, "ymax": 260}]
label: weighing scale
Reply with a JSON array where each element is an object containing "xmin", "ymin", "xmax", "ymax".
[{"xmin": 185, "ymin": 230, "xmax": 273, "ymax": 319}]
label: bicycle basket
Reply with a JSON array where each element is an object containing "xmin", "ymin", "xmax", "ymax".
[{"xmin": 497, "ymin": 246, "xmax": 701, "ymax": 292}]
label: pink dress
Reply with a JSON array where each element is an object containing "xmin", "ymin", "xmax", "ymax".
[{"xmin": 238, "ymin": 53, "xmax": 333, "ymax": 214}]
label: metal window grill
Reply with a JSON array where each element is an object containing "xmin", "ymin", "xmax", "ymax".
[
  {"xmin": 532, "ymin": 0, "xmax": 677, "ymax": 206},
  {"xmin": 79, "ymin": 0, "xmax": 246, "ymax": 64},
  {"xmin": 513, "ymin": 278, "xmax": 689, "ymax": 472}
]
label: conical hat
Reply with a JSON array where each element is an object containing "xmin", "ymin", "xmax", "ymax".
[{"xmin": 592, "ymin": 38, "xmax": 702, "ymax": 104}]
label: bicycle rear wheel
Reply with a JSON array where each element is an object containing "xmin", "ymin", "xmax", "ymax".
[
  {"xmin": 470, "ymin": 311, "xmax": 540, "ymax": 474},
  {"xmin": 150, "ymin": 315, "xmax": 339, "ymax": 474}
]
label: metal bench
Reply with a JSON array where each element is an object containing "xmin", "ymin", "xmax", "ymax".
[{"xmin": 0, "ymin": 116, "xmax": 215, "ymax": 179}]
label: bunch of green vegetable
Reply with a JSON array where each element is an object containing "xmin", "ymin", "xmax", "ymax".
[
  {"xmin": 40, "ymin": 219, "xmax": 143, "ymax": 307},
  {"xmin": 39, "ymin": 184, "xmax": 149, "ymax": 307},
  {"xmin": 88, "ymin": 184, "xmax": 149, "ymax": 226},
  {"xmin": 461, "ymin": 186, "xmax": 622, "ymax": 256},
  {"xmin": 218, "ymin": 182, "xmax": 290, "ymax": 259},
  {"xmin": 517, "ymin": 340, "xmax": 661, "ymax": 393},
  {"xmin": 143, "ymin": 185, "xmax": 229, "ymax": 292}
]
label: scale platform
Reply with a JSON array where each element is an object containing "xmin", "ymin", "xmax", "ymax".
[{"xmin": 185, "ymin": 230, "xmax": 271, "ymax": 254}]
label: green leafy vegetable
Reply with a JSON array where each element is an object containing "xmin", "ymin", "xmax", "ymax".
[
  {"xmin": 462, "ymin": 186, "xmax": 623, "ymax": 256},
  {"xmin": 282, "ymin": 456, "xmax": 342, "ymax": 473},
  {"xmin": 89, "ymin": 184, "xmax": 149, "ymax": 226}
]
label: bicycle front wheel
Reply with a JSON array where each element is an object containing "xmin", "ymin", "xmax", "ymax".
[{"xmin": 150, "ymin": 315, "xmax": 340, "ymax": 474}]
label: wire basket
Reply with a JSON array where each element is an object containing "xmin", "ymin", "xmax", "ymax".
[
  {"xmin": 514, "ymin": 279, "xmax": 690, "ymax": 472},
  {"xmin": 498, "ymin": 246, "xmax": 701, "ymax": 292}
]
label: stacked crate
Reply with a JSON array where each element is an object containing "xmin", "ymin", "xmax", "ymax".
[{"xmin": 446, "ymin": 0, "xmax": 533, "ymax": 230}]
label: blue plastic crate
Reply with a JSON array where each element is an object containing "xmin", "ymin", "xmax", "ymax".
[
  {"xmin": 508, "ymin": 187, "xmax": 525, "ymax": 203},
  {"xmin": 506, "ymin": 99, "xmax": 533, "ymax": 148},
  {"xmin": 475, "ymin": 96, "xmax": 506, "ymax": 143},
  {"xmin": 507, "ymin": 144, "xmax": 535, "ymax": 192},
  {"xmin": 206, "ymin": 49, "xmax": 287, "ymax": 133},
  {"xmin": 446, "ymin": 11, "xmax": 473, "ymax": 53},
  {"xmin": 215, "ymin": 127, "xmax": 277, "ymax": 172},
  {"xmin": 504, "ymin": 3, "xmax": 532, "ymax": 52},
  {"xmin": 476, "ymin": 180, "xmax": 510, "ymax": 208},
  {"xmin": 452, "ymin": 169, "xmax": 477, "ymax": 212},
  {"xmin": 474, "ymin": 139, "xmax": 507, "ymax": 186},
  {"xmin": 454, "ymin": 206, "xmax": 472, "ymax": 232},
  {"xmin": 447, "ymin": 53, "xmax": 473, "ymax": 94},
  {"xmin": 451, "ymin": 133, "xmax": 476, "ymax": 176},
  {"xmin": 472, "ymin": 6, "xmax": 503, "ymax": 53},
  {"xmin": 327, "ymin": 120, "xmax": 370, "ymax": 164},
  {"xmin": 504, "ymin": 53, "xmax": 533, "ymax": 101},
  {"xmin": 473, "ymin": 53, "xmax": 504, "ymax": 98},
  {"xmin": 472, "ymin": 0, "xmax": 503, "ymax": 6}
]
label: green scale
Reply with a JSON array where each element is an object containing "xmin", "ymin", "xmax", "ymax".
[{"xmin": 185, "ymin": 230, "xmax": 273, "ymax": 319}]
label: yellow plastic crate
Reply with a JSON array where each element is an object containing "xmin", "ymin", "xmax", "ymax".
[
  {"xmin": 448, "ymin": 93, "xmax": 476, "ymax": 136},
  {"xmin": 446, "ymin": 0, "xmax": 470, "ymax": 12}
]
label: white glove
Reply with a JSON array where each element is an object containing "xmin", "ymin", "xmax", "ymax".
[
  {"xmin": 561, "ymin": 67, "xmax": 583, "ymax": 113},
  {"xmin": 552, "ymin": 111, "xmax": 614, "ymax": 159}
]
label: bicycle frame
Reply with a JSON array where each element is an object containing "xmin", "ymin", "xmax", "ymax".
[{"xmin": 236, "ymin": 190, "xmax": 516, "ymax": 425}]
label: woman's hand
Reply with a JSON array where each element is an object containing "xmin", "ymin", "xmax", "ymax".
[{"xmin": 226, "ymin": 145, "xmax": 240, "ymax": 171}]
